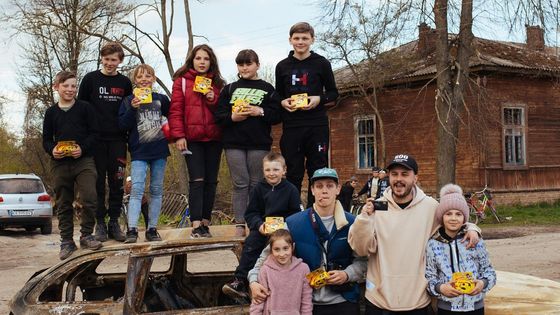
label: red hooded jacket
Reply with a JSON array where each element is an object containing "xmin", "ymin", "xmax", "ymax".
[{"xmin": 168, "ymin": 69, "xmax": 222, "ymax": 142}]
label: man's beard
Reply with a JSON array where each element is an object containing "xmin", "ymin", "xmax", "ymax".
[{"xmin": 391, "ymin": 181, "xmax": 413, "ymax": 199}]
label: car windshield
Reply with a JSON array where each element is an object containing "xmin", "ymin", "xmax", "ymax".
[{"xmin": 0, "ymin": 178, "xmax": 44, "ymax": 194}]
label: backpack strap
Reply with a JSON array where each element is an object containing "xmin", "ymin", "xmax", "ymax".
[{"xmin": 182, "ymin": 77, "xmax": 186, "ymax": 96}]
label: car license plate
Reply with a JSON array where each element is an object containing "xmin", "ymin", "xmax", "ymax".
[{"xmin": 10, "ymin": 210, "xmax": 33, "ymax": 216}]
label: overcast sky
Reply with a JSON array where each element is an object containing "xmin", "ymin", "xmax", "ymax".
[
  {"xmin": 0, "ymin": 0, "xmax": 554, "ymax": 137},
  {"xmin": 0, "ymin": 0, "xmax": 323, "ymax": 135}
]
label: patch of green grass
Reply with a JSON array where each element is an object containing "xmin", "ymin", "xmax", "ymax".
[
  {"xmin": 478, "ymin": 200, "xmax": 560, "ymax": 227},
  {"xmin": 158, "ymin": 214, "xmax": 177, "ymax": 225}
]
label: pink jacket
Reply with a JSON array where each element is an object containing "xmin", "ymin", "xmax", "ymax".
[
  {"xmin": 168, "ymin": 69, "xmax": 222, "ymax": 142},
  {"xmin": 250, "ymin": 256, "xmax": 313, "ymax": 315}
]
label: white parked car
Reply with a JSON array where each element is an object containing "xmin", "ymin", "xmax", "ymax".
[{"xmin": 0, "ymin": 174, "xmax": 53, "ymax": 234}]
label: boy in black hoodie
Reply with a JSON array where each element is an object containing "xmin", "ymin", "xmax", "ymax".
[
  {"xmin": 78, "ymin": 41, "xmax": 132, "ymax": 242},
  {"xmin": 222, "ymin": 152, "xmax": 301, "ymax": 299},
  {"xmin": 275, "ymin": 22, "xmax": 339, "ymax": 208}
]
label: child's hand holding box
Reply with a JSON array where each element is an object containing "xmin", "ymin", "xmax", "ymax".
[
  {"xmin": 55, "ymin": 141, "xmax": 78, "ymax": 157},
  {"xmin": 452, "ymin": 271, "xmax": 476, "ymax": 294},
  {"xmin": 133, "ymin": 87, "xmax": 152, "ymax": 104},
  {"xmin": 291, "ymin": 93, "xmax": 309, "ymax": 109},
  {"xmin": 264, "ymin": 217, "xmax": 285, "ymax": 234},
  {"xmin": 193, "ymin": 76, "xmax": 212, "ymax": 94}
]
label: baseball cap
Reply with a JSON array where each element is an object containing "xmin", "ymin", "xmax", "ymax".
[
  {"xmin": 310, "ymin": 168, "xmax": 339, "ymax": 184},
  {"xmin": 386, "ymin": 154, "xmax": 418, "ymax": 174}
]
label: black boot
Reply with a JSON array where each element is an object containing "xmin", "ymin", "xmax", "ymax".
[
  {"xmin": 94, "ymin": 221, "xmax": 108, "ymax": 242},
  {"xmin": 108, "ymin": 220, "xmax": 126, "ymax": 242}
]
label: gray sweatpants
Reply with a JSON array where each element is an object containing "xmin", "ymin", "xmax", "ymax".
[{"xmin": 225, "ymin": 149, "xmax": 269, "ymax": 223}]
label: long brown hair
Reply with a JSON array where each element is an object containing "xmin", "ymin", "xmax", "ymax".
[{"xmin": 172, "ymin": 44, "xmax": 225, "ymax": 88}]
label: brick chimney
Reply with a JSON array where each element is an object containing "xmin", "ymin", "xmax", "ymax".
[
  {"xmin": 526, "ymin": 25, "xmax": 545, "ymax": 51},
  {"xmin": 418, "ymin": 22, "xmax": 437, "ymax": 57}
]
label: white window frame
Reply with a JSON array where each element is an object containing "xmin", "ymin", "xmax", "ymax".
[
  {"xmin": 355, "ymin": 115, "xmax": 377, "ymax": 170},
  {"xmin": 502, "ymin": 105, "xmax": 527, "ymax": 169}
]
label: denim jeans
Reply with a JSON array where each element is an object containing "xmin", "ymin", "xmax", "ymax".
[
  {"xmin": 225, "ymin": 149, "xmax": 269, "ymax": 223},
  {"xmin": 128, "ymin": 158, "xmax": 167, "ymax": 229}
]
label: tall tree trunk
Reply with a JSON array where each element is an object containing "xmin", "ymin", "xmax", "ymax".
[
  {"xmin": 434, "ymin": 0, "xmax": 474, "ymax": 191},
  {"xmin": 184, "ymin": 0, "xmax": 193, "ymax": 53},
  {"xmin": 434, "ymin": 0, "xmax": 456, "ymax": 189}
]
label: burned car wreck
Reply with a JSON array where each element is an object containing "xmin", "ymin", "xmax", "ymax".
[
  {"xmin": 9, "ymin": 228, "xmax": 250, "ymax": 314},
  {"xmin": 9, "ymin": 226, "xmax": 560, "ymax": 314}
]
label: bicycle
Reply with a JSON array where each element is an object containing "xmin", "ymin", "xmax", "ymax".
[
  {"xmin": 177, "ymin": 194, "xmax": 190, "ymax": 228},
  {"xmin": 465, "ymin": 186, "xmax": 502, "ymax": 224}
]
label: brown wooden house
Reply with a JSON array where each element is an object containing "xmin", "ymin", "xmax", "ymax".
[{"xmin": 273, "ymin": 25, "xmax": 560, "ymax": 204}]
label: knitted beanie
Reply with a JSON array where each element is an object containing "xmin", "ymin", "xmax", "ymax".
[{"xmin": 436, "ymin": 184, "xmax": 469, "ymax": 225}]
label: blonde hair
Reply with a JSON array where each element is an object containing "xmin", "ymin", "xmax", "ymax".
[
  {"xmin": 131, "ymin": 64, "xmax": 156, "ymax": 81},
  {"xmin": 263, "ymin": 152, "xmax": 286, "ymax": 168}
]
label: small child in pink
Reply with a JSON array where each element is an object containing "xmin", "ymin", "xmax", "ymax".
[{"xmin": 250, "ymin": 229, "xmax": 313, "ymax": 315}]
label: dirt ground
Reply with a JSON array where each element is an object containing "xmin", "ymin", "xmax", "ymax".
[{"xmin": 1, "ymin": 222, "xmax": 559, "ymax": 313}]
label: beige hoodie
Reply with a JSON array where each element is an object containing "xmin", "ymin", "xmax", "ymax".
[{"xmin": 348, "ymin": 185, "xmax": 439, "ymax": 311}]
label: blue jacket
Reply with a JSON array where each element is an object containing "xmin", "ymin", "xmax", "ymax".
[
  {"xmin": 286, "ymin": 206, "xmax": 360, "ymax": 303},
  {"xmin": 119, "ymin": 92, "xmax": 170, "ymax": 161}
]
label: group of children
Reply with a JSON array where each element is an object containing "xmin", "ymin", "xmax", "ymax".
[
  {"xmin": 41, "ymin": 20, "xmax": 496, "ymax": 314},
  {"xmin": 42, "ymin": 21, "xmax": 333, "ymax": 253}
]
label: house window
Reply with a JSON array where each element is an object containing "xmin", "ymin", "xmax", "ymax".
[
  {"xmin": 356, "ymin": 116, "xmax": 376, "ymax": 169},
  {"xmin": 503, "ymin": 107, "xmax": 526, "ymax": 167}
]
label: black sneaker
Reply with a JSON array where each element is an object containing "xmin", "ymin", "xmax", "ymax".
[
  {"xmin": 190, "ymin": 226, "xmax": 207, "ymax": 239},
  {"xmin": 59, "ymin": 240, "xmax": 78, "ymax": 260},
  {"xmin": 222, "ymin": 278, "xmax": 249, "ymax": 299},
  {"xmin": 80, "ymin": 234, "xmax": 103, "ymax": 250},
  {"xmin": 108, "ymin": 220, "xmax": 126, "ymax": 242},
  {"xmin": 201, "ymin": 225, "xmax": 212, "ymax": 237},
  {"xmin": 145, "ymin": 228, "xmax": 162, "ymax": 242},
  {"xmin": 94, "ymin": 222, "xmax": 108, "ymax": 242},
  {"xmin": 125, "ymin": 228, "xmax": 138, "ymax": 243}
]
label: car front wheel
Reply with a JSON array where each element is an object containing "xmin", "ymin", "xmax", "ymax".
[{"xmin": 41, "ymin": 219, "xmax": 53, "ymax": 235}]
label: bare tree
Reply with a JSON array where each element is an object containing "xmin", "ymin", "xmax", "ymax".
[
  {"xmin": 72, "ymin": 0, "xmax": 201, "ymax": 97},
  {"xmin": 430, "ymin": 0, "xmax": 559, "ymax": 189},
  {"xmin": 321, "ymin": 0, "xmax": 560, "ymax": 189},
  {"xmin": 1, "ymin": 0, "xmax": 132, "ymax": 187},
  {"xmin": 67, "ymin": 0, "xmax": 201, "ymax": 193},
  {"xmin": 318, "ymin": 0, "xmax": 416, "ymax": 166}
]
